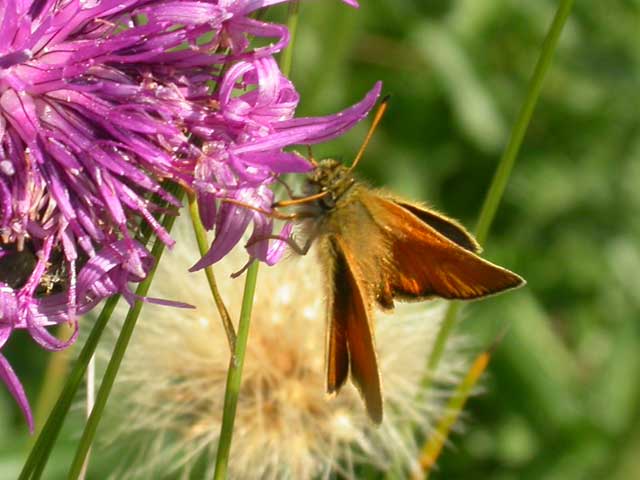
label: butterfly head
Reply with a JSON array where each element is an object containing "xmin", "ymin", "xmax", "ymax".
[{"xmin": 304, "ymin": 158, "xmax": 356, "ymax": 209}]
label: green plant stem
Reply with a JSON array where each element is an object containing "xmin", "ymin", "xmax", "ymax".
[
  {"xmin": 66, "ymin": 191, "xmax": 183, "ymax": 479},
  {"xmin": 424, "ymin": 0, "xmax": 575, "ymax": 381},
  {"xmin": 188, "ymin": 193, "xmax": 236, "ymax": 352},
  {"xmin": 279, "ymin": 1, "xmax": 300, "ymax": 77},
  {"xmin": 21, "ymin": 180, "xmax": 178, "ymax": 478},
  {"xmin": 210, "ymin": 6, "xmax": 298, "ymax": 478},
  {"xmin": 213, "ymin": 260, "xmax": 260, "ymax": 480},
  {"xmin": 19, "ymin": 296, "xmax": 120, "ymax": 480},
  {"xmin": 419, "ymin": 346, "xmax": 495, "ymax": 480},
  {"xmin": 474, "ymin": 0, "xmax": 575, "ymax": 245},
  {"xmin": 425, "ymin": 302, "xmax": 461, "ymax": 378},
  {"xmin": 30, "ymin": 322, "xmax": 75, "ymax": 440},
  {"xmin": 78, "ymin": 355, "xmax": 96, "ymax": 480}
]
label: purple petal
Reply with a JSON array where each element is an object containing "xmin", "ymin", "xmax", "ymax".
[
  {"xmin": 138, "ymin": 2, "xmax": 227, "ymax": 25},
  {"xmin": 197, "ymin": 191, "xmax": 218, "ymax": 231},
  {"xmin": 189, "ymin": 202, "xmax": 253, "ymax": 271},
  {"xmin": 241, "ymin": 151, "xmax": 313, "ymax": 173},
  {"xmin": 27, "ymin": 315, "xmax": 78, "ymax": 351},
  {"xmin": 265, "ymin": 222, "xmax": 294, "ymax": 265},
  {"xmin": 229, "ymin": 0, "xmax": 292, "ymax": 16},
  {"xmin": 0, "ymin": 353, "xmax": 33, "ymax": 433},
  {"xmin": 232, "ymin": 82, "xmax": 382, "ymax": 154}
]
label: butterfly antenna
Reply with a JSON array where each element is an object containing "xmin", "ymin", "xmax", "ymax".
[
  {"xmin": 221, "ymin": 198, "xmax": 298, "ymax": 220},
  {"xmin": 349, "ymin": 95, "xmax": 390, "ymax": 172}
]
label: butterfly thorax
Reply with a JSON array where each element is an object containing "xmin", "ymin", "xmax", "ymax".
[{"xmin": 304, "ymin": 159, "xmax": 357, "ymax": 211}]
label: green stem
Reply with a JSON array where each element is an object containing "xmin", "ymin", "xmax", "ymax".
[
  {"xmin": 30, "ymin": 323, "xmax": 75, "ymax": 440},
  {"xmin": 210, "ymin": 5, "xmax": 299, "ymax": 478},
  {"xmin": 420, "ymin": 346, "xmax": 494, "ymax": 480},
  {"xmin": 78, "ymin": 355, "xmax": 96, "ymax": 480},
  {"xmin": 425, "ymin": 0, "xmax": 575, "ymax": 377},
  {"xmin": 188, "ymin": 193, "xmax": 237, "ymax": 351},
  {"xmin": 66, "ymin": 189, "xmax": 184, "ymax": 479},
  {"xmin": 280, "ymin": 1, "xmax": 300, "ymax": 77},
  {"xmin": 425, "ymin": 302, "xmax": 461, "ymax": 378},
  {"xmin": 474, "ymin": 0, "xmax": 575, "ymax": 245},
  {"xmin": 213, "ymin": 260, "xmax": 260, "ymax": 480},
  {"xmin": 20, "ymin": 181, "xmax": 176, "ymax": 479},
  {"xmin": 19, "ymin": 296, "xmax": 120, "ymax": 480}
]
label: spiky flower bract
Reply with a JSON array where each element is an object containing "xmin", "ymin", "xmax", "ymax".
[
  {"xmin": 0, "ymin": 0, "xmax": 377, "ymax": 429},
  {"xmin": 100, "ymin": 219, "xmax": 469, "ymax": 479}
]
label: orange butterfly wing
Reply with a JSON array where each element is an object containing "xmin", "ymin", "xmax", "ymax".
[
  {"xmin": 393, "ymin": 200, "xmax": 481, "ymax": 254},
  {"xmin": 367, "ymin": 195, "xmax": 524, "ymax": 301},
  {"xmin": 326, "ymin": 236, "xmax": 383, "ymax": 423}
]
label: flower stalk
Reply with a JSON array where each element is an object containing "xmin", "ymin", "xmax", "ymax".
[
  {"xmin": 188, "ymin": 194, "xmax": 236, "ymax": 352},
  {"xmin": 212, "ymin": 4, "xmax": 303, "ymax": 476},
  {"xmin": 19, "ymin": 296, "xmax": 120, "ymax": 480},
  {"xmin": 30, "ymin": 323, "xmax": 75, "ymax": 438},
  {"xmin": 280, "ymin": 1, "xmax": 301, "ymax": 78},
  {"xmin": 424, "ymin": 0, "xmax": 576, "ymax": 380},
  {"xmin": 417, "ymin": 346, "xmax": 494, "ymax": 480},
  {"xmin": 66, "ymin": 189, "xmax": 185, "ymax": 480},
  {"xmin": 213, "ymin": 260, "xmax": 260, "ymax": 480}
]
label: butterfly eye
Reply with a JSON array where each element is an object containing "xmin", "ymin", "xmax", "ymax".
[{"xmin": 321, "ymin": 193, "xmax": 337, "ymax": 209}]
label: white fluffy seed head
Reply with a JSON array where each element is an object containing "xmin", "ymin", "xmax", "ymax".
[{"xmin": 100, "ymin": 220, "xmax": 469, "ymax": 479}]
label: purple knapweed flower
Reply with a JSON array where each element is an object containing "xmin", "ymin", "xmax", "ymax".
[
  {"xmin": 0, "ymin": 0, "xmax": 373, "ymax": 430},
  {"xmin": 0, "ymin": 0, "xmax": 217, "ymax": 430}
]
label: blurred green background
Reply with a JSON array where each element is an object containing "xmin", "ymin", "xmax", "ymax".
[{"xmin": 2, "ymin": 1, "xmax": 639, "ymax": 478}]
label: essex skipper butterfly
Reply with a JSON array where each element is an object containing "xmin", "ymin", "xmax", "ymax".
[{"xmin": 243, "ymin": 97, "xmax": 524, "ymax": 423}]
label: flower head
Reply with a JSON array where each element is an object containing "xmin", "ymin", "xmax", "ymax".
[
  {"xmin": 0, "ymin": 0, "xmax": 373, "ymax": 430},
  {"xmin": 100, "ymin": 220, "xmax": 469, "ymax": 479}
]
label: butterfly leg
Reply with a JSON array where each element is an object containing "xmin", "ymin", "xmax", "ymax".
[
  {"xmin": 245, "ymin": 233, "xmax": 314, "ymax": 256},
  {"xmin": 275, "ymin": 176, "xmax": 300, "ymax": 200},
  {"xmin": 245, "ymin": 217, "xmax": 320, "ymax": 256}
]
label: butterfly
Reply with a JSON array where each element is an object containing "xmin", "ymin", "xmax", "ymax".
[{"xmin": 237, "ymin": 97, "xmax": 525, "ymax": 422}]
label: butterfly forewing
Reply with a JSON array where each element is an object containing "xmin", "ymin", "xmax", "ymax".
[
  {"xmin": 392, "ymin": 200, "xmax": 480, "ymax": 253},
  {"xmin": 328, "ymin": 237, "xmax": 383, "ymax": 423},
  {"xmin": 366, "ymin": 194, "xmax": 524, "ymax": 301}
]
